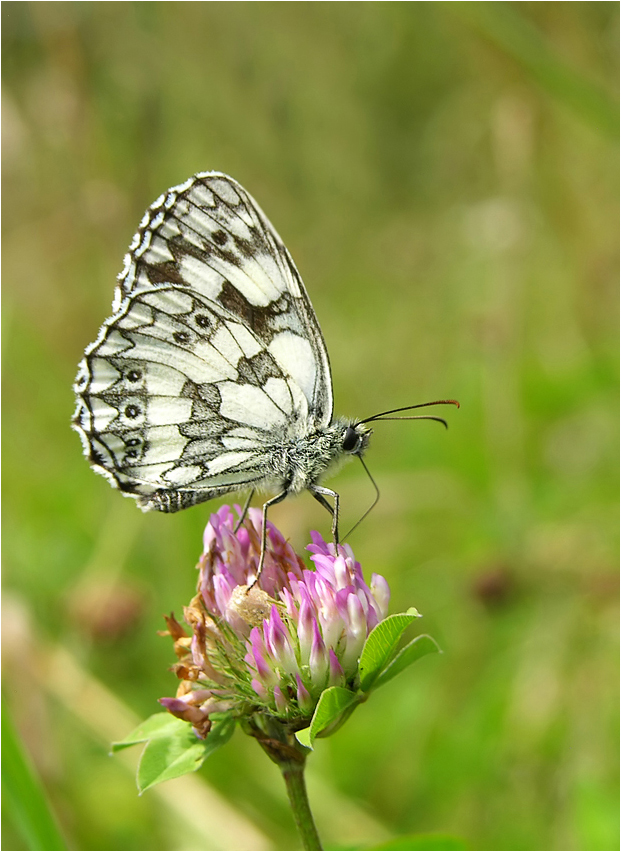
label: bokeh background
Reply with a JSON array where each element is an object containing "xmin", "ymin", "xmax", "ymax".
[{"xmin": 2, "ymin": 3, "xmax": 618, "ymax": 850}]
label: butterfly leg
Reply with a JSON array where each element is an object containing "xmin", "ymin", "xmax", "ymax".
[
  {"xmin": 234, "ymin": 489, "xmax": 255, "ymax": 533},
  {"xmin": 250, "ymin": 488, "xmax": 290, "ymax": 587},
  {"xmin": 309, "ymin": 485, "xmax": 340, "ymax": 544}
]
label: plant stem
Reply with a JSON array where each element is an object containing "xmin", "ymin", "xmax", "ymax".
[
  {"xmin": 247, "ymin": 717, "xmax": 323, "ymax": 850},
  {"xmin": 280, "ymin": 758, "xmax": 323, "ymax": 851}
]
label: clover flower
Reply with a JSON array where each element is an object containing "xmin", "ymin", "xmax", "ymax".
[
  {"xmin": 118, "ymin": 501, "xmax": 436, "ymax": 849},
  {"xmin": 159, "ymin": 505, "xmax": 390, "ymax": 738}
]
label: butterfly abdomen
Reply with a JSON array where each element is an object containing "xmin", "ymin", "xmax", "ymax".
[{"xmin": 128, "ymin": 430, "xmax": 346, "ymax": 513}]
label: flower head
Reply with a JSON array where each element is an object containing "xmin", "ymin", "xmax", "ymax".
[{"xmin": 160, "ymin": 505, "xmax": 391, "ymax": 738}]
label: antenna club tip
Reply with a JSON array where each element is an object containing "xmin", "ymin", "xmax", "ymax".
[{"xmin": 425, "ymin": 398, "xmax": 461, "ymax": 409}]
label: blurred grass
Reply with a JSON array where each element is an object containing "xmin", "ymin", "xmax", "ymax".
[
  {"xmin": 2, "ymin": 2, "xmax": 618, "ymax": 850},
  {"xmin": 2, "ymin": 697, "xmax": 66, "ymax": 850}
]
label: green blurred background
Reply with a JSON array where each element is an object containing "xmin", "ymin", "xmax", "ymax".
[{"xmin": 2, "ymin": 3, "xmax": 618, "ymax": 850}]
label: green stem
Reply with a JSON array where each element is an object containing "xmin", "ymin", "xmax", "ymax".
[
  {"xmin": 246, "ymin": 716, "xmax": 323, "ymax": 850},
  {"xmin": 280, "ymin": 758, "xmax": 323, "ymax": 851}
]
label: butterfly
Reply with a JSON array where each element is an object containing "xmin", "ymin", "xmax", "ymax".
[{"xmin": 73, "ymin": 172, "xmax": 457, "ymax": 571}]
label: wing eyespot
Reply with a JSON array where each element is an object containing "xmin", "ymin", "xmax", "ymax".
[
  {"xmin": 172, "ymin": 331, "xmax": 191, "ymax": 345},
  {"xmin": 195, "ymin": 314, "xmax": 211, "ymax": 329}
]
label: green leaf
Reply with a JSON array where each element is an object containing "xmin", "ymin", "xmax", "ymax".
[
  {"xmin": 295, "ymin": 687, "xmax": 359, "ymax": 748},
  {"xmin": 111, "ymin": 712, "xmax": 184, "ymax": 751},
  {"xmin": 358, "ymin": 610, "xmax": 422, "ymax": 692},
  {"xmin": 111, "ymin": 712, "xmax": 236, "ymax": 793},
  {"xmin": 137, "ymin": 713, "xmax": 235, "ymax": 793},
  {"xmin": 295, "ymin": 726, "xmax": 312, "ymax": 749},
  {"xmin": 372, "ymin": 634, "xmax": 441, "ymax": 691},
  {"xmin": 1, "ymin": 697, "xmax": 67, "ymax": 850},
  {"xmin": 137, "ymin": 724, "xmax": 207, "ymax": 793}
]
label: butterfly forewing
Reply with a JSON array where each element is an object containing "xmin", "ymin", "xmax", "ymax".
[
  {"xmin": 74, "ymin": 172, "xmax": 335, "ymax": 510},
  {"xmin": 118, "ymin": 172, "xmax": 333, "ymax": 423}
]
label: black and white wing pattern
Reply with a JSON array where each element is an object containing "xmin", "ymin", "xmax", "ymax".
[{"xmin": 73, "ymin": 172, "xmax": 336, "ymax": 512}]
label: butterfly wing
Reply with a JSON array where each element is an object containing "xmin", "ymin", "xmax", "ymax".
[{"xmin": 74, "ymin": 172, "xmax": 334, "ymax": 511}]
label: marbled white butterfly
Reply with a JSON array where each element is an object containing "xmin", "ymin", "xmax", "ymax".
[{"xmin": 73, "ymin": 172, "xmax": 457, "ymax": 568}]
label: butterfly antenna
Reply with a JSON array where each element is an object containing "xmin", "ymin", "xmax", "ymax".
[
  {"xmin": 342, "ymin": 455, "xmax": 380, "ymax": 543},
  {"xmin": 358, "ymin": 399, "xmax": 460, "ymax": 428},
  {"xmin": 372, "ymin": 413, "xmax": 451, "ymax": 428},
  {"xmin": 342, "ymin": 400, "xmax": 460, "ymax": 541}
]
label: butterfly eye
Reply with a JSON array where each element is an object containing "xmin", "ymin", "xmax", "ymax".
[{"xmin": 342, "ymin": 426, "xmax": 360, "ymax": 453}]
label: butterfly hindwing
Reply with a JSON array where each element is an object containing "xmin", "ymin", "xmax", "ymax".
[{"xmin": 75, "ymin": 285, "xmax": 309, "ymax": 505}]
